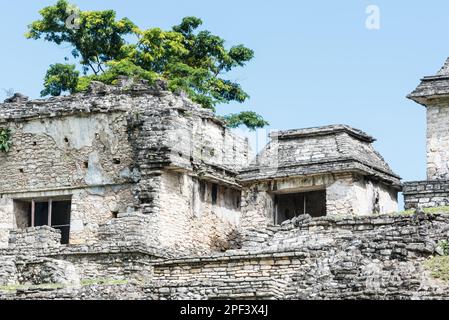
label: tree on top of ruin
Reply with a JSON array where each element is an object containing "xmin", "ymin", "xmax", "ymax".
[{"xmin": 26, "ymin": 0, "xmax": 268, "ymax": 130}]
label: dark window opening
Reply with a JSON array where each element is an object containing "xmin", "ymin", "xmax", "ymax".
[
  {"xmin": 235, "ymin": 196, "xmax": 241, "ymax": 209},
  {"xmin": 211, "ymin": 184, "xmax": 218, "ymax": 205},
  {"xmin": 14, "ymin": 198, "xmax": 72, "ymax": 244},
  {"xmin": 274, "ymin": 190, "xmax": 326, "ymax": 224}
]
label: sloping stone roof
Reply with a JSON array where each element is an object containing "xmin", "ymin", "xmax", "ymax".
[
  {"xmin": 238, "ymin": 124, "xmax": 401, "ymax": 187},
  {"xmin": 408, "ymin": 57, "xmax": 449, "ymax": 106}
]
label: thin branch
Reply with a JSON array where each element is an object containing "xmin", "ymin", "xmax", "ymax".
[{"xmin": 88, "ymin": 61, "xmax": 98, "ymax": 76}]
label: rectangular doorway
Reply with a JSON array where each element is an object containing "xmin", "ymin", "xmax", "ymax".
[
  {"xmin": 14, "ymin": 198, "xmax": 72, "ymax": 244},
  {"xmin": 274, "ymin": 190, "xmax": 326, "ymax": 224}
]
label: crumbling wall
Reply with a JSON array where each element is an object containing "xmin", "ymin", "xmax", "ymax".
[
  {"xmin": 328, "ymin": 173, "xmax": 398, "ymax": 216},
  {"xmin": 427, "ymin": 104, "xmax": 449, "ymax": 180},
  {"xmin": 167, "ymin": 111, "xmax": 251, "ymax": 172},
  {"xmin": 158, "ymin": 171, "xmax": 241, "ymax": 255},
  {"xmin": 2, "ymin": 214, "xmax": 449, "ymax": 300},
  {"xmin": 0, "ymin": 256, "xmax": 17, "ymax": 286},
  {"xmin": 68, "ymin": 186, "xmax": 134, "ymax": 244},
  {"xmin": 240, "ymin": 182, "xmax": 275, "ymax": 229},
  {"xmin": 0, "ymin": 224, "xmax": 158, "ymax": 290},
  {"xmin": 0, "ymin": 113, "xmax": 134, "ymax": 192},
  {"xmin": 149, "ymin": 213, "xmax": 449, "ymax": 300},
  {"xmin": 0, "ymin": 112, "xmax": 136, "ymax": 246},
  {"xmin": 241, "ymin": 173, "xmax": 398, "ymax": 230}
]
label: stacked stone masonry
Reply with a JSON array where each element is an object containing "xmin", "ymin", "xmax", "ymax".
[{"xmin": 1, "ymin": 213, "xmax": 449, "ymax": 300}]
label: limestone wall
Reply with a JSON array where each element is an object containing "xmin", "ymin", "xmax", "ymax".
[
  {"xmin": 427, "ymin": 104, "xmax": 449, "ymax": 180},
  {"xmin": 0, "ymin": 185, "xmax": 134, "ymax": 247},
  {"xmin": 167, "ymin": 112, "xmax": 251, "ymax": 172},
  {"xmin": 149, "ymin": 213, "xmax": 449, "ymax": 300},
  {"xmin": 332, "ymin": 174, "xmax": 398, "ymax": 215},
  {"xmin": 0, "ymin": 112, "xmax": 136, "ymax": 246},
  {"xmin": 241, "ymin": 173, "xmax": 398, "ymax": 229},
  {"xmin": 2, "ymin": 213, "xmax": 449, "ymax": 300},
  {"xmin": 403, "ymin": 180, "xmax": 449, "ymax": 209},
  {"xmin": 0, "ymin": 112, "xmax": 134, "ymax": 193},
  {"xmin": 157, "ymin": 171, "xmax": 241, "ymax": 255}
]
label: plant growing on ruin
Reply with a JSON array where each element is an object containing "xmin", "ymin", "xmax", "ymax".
[
  {"xmin": 438, "ymin": 240, "xmax": 449, "ymax": 256},
  {"xmin": 0, "ymin": 128, "xmax": 12, "ymax": 153},
  {"xmin": 424, "ymin": 256, "xmax": 449, "ymax": 281},
  {"xmin": 223, "ymin": 111, "xmax": 270, "ymax": 131},
  {"xmin": 26, "ymin": 0, "xmax": 268, "ymax": 130},
  {"xmin": 40, "ymin": 63, "xmax": 80, "ymax": 96}
]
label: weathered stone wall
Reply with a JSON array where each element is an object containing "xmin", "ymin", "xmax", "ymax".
[
  {"xmin": 148, "ymin": 213, "xmax": 449, "ymax": 300},
  {"xmin": 403, "ymin": 180, "xmax": 449, "ymax": 209},
  {"xmin": 339, "ymin": 174, "xmax": 398, "ymax": 215},
  {"xmin": 157, "ymin": 171, "xmax": 241, "ymax": 255},
  {"xmin": 0, "ymin": 80, "xmax": 250, "ymax": 254},
  {"xmin": 8, "ymin": 226, "xmax": 62, "ymax": 252},
  {"xmin": 0, "ymin": 185, "xmax": 134, "ymax": 246},
  {"xmin": 427, "ymin": 104, "xmax": 449, "ymax": 180},
  {"xmin": 241, "ymin": 173, "xmax": 398, "ymax": 229},
  {"xmin": 0, "ymin": 112, "xmax": 136, "ymax": 246},
  {"xmin": 0, "ymin": 225, "xmax": 159, "ymax": 289},
  {"xmin": 0, "ymin": 112, "xmax": 134, "ymax": 192},
  {"xmin": 2, "ymin": 213, "xmax": 449, "ymax": 300}
]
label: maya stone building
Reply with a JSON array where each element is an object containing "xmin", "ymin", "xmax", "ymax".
[
  {"xmin": 239, "ymin": 125, "xmax": 400, "ymax": 228},
  {"xmin": 0, "ymin": 78, "xmax": 402, "ymax": 254},
  {"xmin": 0, "ymin": 78, "xmax": 250, "ymax": 254},
  {"xmin": 3, "ymin": 68, "xmax": 449, "ymax": 301},
  {"xmin": 404, "ymin": 58, "xmax": 449, "ymax": 209}
]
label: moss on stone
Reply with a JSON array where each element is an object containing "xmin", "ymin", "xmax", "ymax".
[
  {"xmin": 424, "ymin": 256, "xmax": 449, "ymax": 281},
  {"xmin": 397, "ymin": 206, "xmax": 449, "ymax": 216},
  {"xmin": 0, "ymin": 283, "xmax": 65, "ymax": 293},
  {"xmin": 80, "ymin": 278, "xmax": 129, "ymax": 286}
]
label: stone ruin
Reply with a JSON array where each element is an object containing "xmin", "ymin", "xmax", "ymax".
[
  {"xmin": 404, "ymin": 58, "xmax": 449, "ymax": 210},
  {"xmin": 0, "ymin": 59, "xmax": 448, "ymax": 299}
]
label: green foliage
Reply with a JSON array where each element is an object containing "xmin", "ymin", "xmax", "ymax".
[
  {"xmin": 26, "ymin": 0, "xmax": 137, "ymax": 76},
  {"xmin": 27, "ymin": 2, "xmax": 267, "ymax": 129},
  {"xmin": 223, "ymin": 111, "xmax": 269, "ymax": 130},
  {"xmin": 438, "ymin": 240, "xmax": 449, "ymax": 256},
  {"xmin": 424, "ymin": 256, "xmax": 449, "ymax": 281},
  {"xmin": 41, "ymin": 63, "xmax": 79, "ymax": 96},
  {"xmin": 0, "ymin": 128, "xmax": 12, "ymax": 153},
  {"xmin": 398, "ymin": 206, "xmax": 449, "ymax": 215},
  {"xmin": 0, "ymin": 283, "xmax": 65, "ymax": 293}
]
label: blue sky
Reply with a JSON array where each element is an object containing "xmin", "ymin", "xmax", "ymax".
[{"xmin": 1, "ymin": 0, "xmax": 448, "ymax": 201}]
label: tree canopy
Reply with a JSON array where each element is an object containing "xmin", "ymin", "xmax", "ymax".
[{"xmin": 26, "ymin": 0, "xmax": 268, "ymax": 130}]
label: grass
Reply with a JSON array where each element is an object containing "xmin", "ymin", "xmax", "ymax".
[
  {"xmin": 0, "ymin": 283, "xmax": 65, "ymax": 293},
  {"xmin": 424, "ymin": 256, "xmax": 449, "ymax": 282},
  {"xmin": 0, "ymin": 278, "xmax": 129, "ymax": 293},
  {"xmin": 80, "ymin": 278, "xmax": 129, "ymax": 286},
  {"xmin": 397, "ymin": 206, "xmax": 449, "ymax": 216}
]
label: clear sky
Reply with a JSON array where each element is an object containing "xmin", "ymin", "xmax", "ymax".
[{"xmin": 1, "ymin": 0, "xmax": 448, "ymax": 206}]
